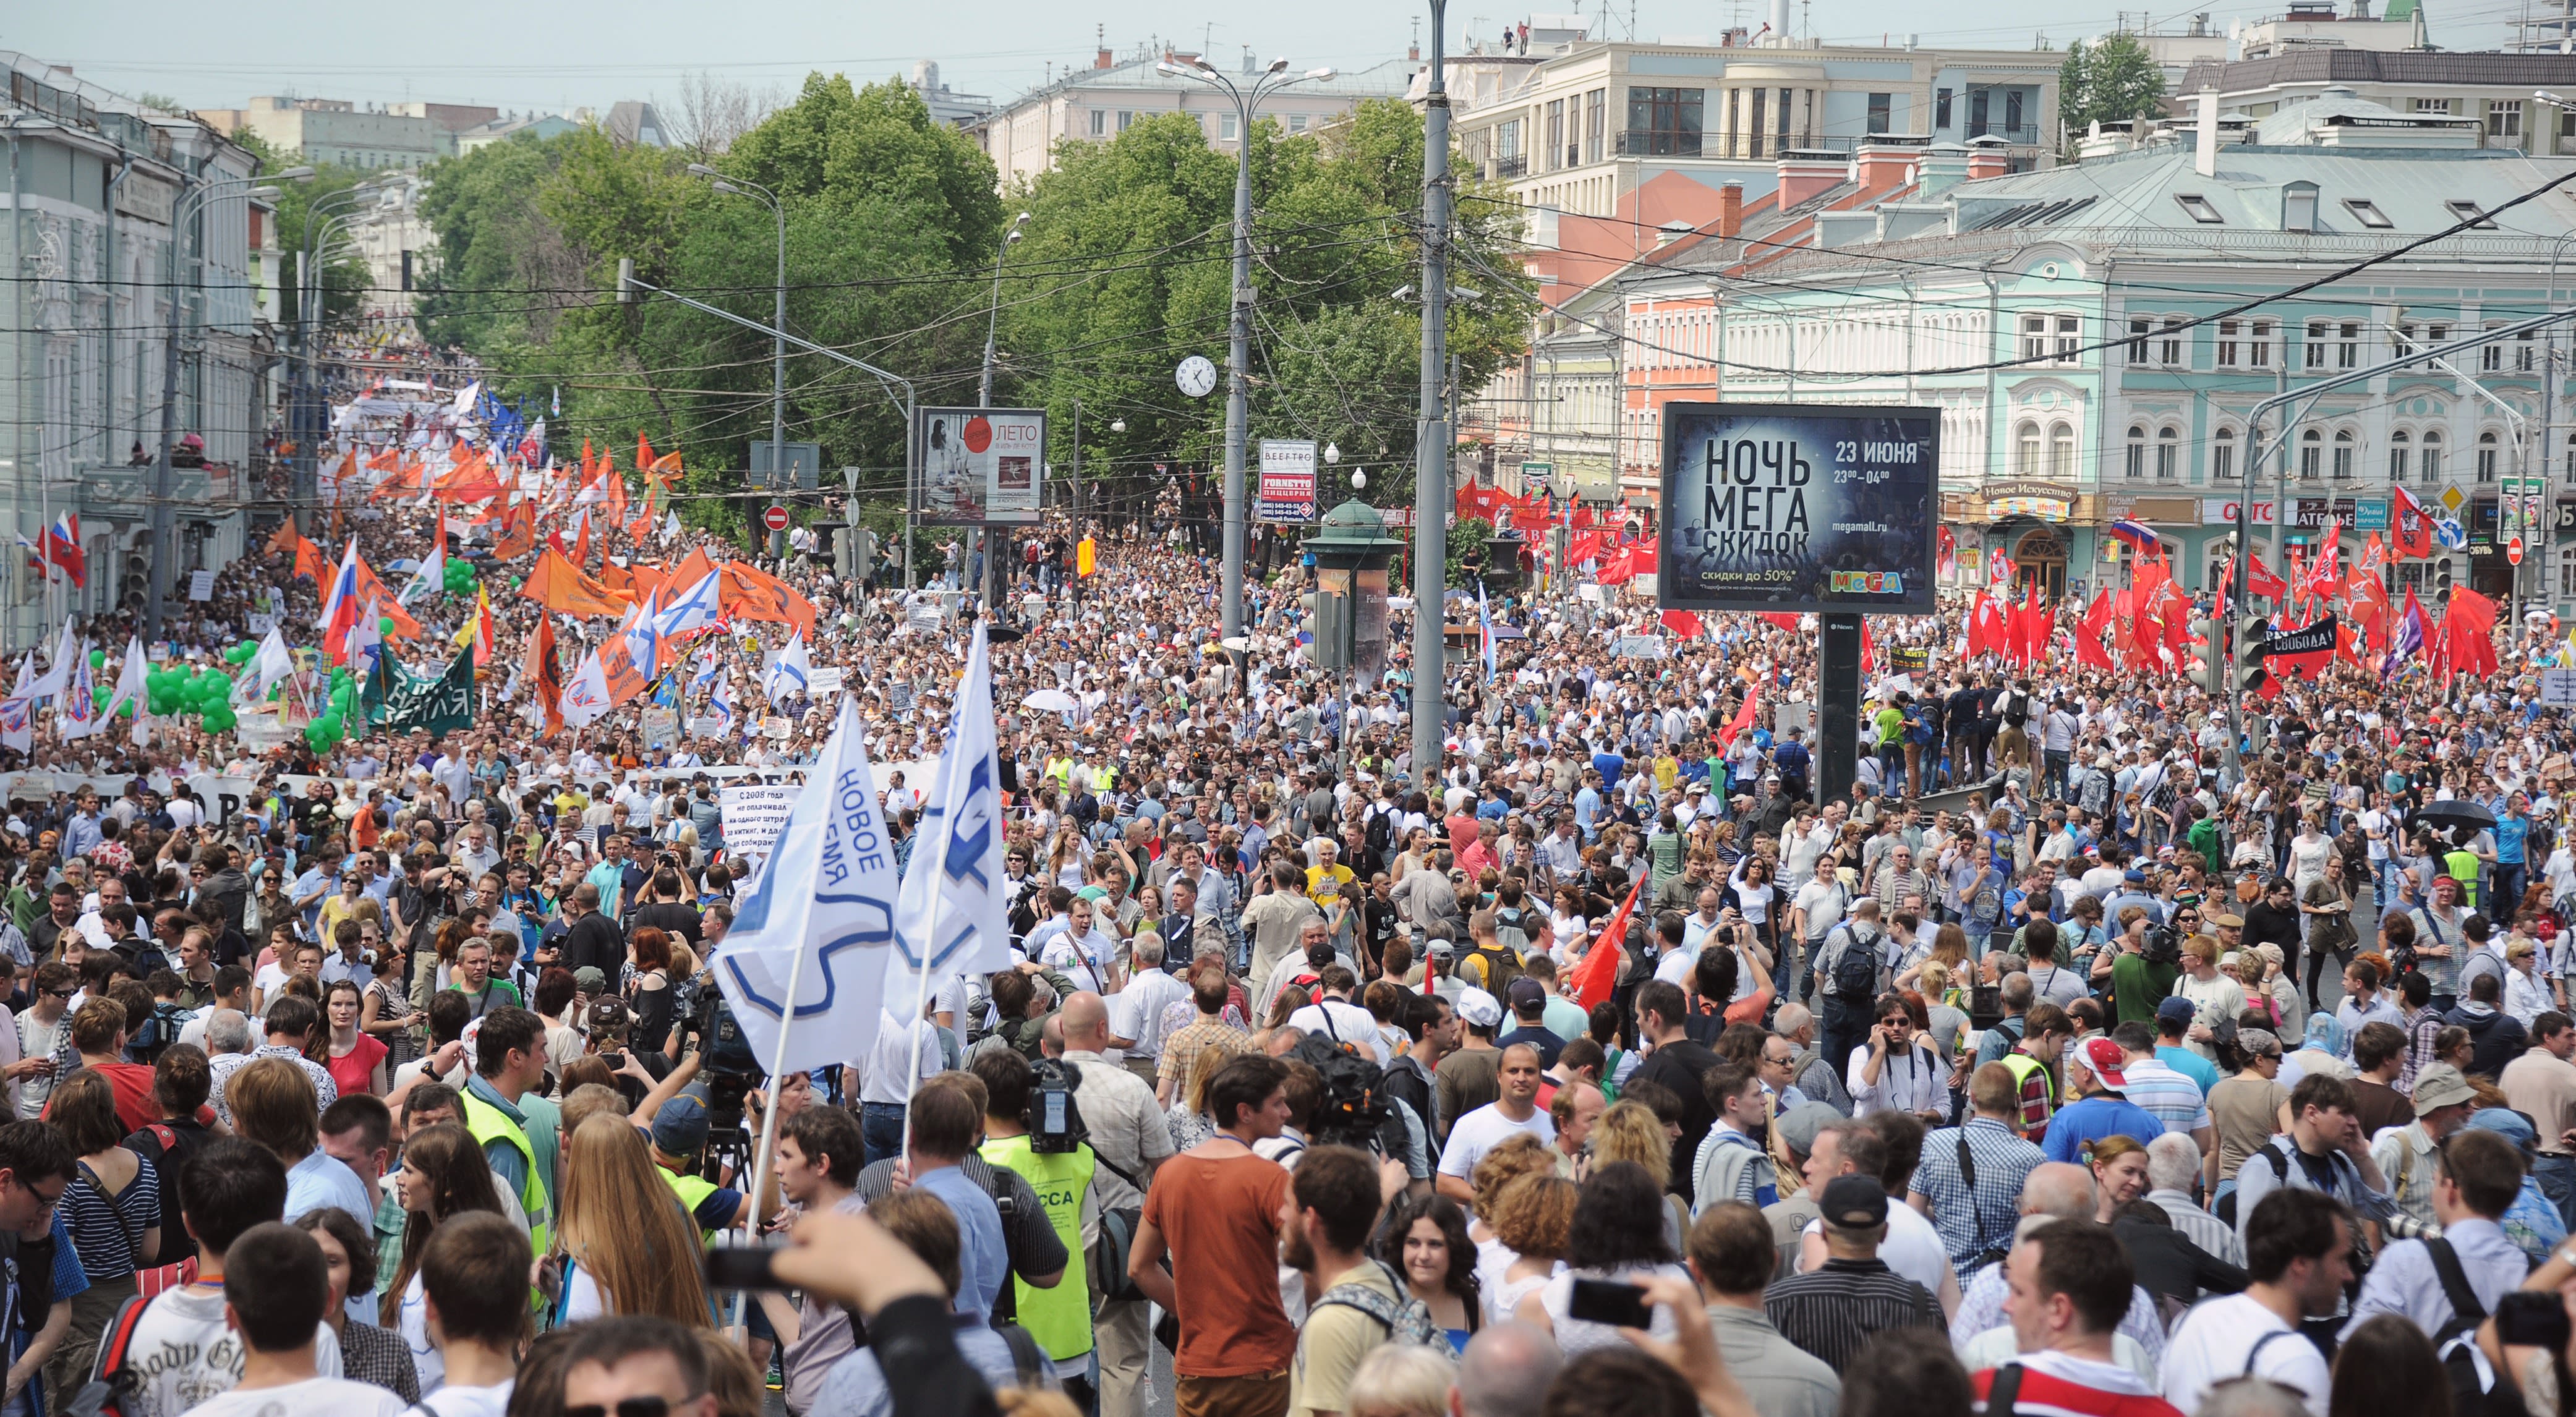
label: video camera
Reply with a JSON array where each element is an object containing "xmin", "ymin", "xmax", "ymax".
[{"xmin": 1028, "ymin": 1058, "xmax": 1090, "ymax": 1154}]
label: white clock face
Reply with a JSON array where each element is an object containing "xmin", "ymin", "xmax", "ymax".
[{"xmin": 1176, "ymin": 355, "xmax": 1218, "ymax": 398}]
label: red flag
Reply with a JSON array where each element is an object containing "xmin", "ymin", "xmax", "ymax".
[
  {"xmin": 1759, "ymin": 612, "xmax": 1802, "ymax": 632},
  {"xmin": 1569, "ymin": 873, "xmax": 1645, "ymax": 1012},
  {"xmin": 524, "ymin": 612, "xmax": 564, "ymax": 736},
  {"xmin": 1717, "ymin": 684, "xmax": 1760, "ymax": 751},
  {"xmin": 2075, "ymin": 592, "xmax": 2115, "ymax": 670},
  {"xmin": 1860, "ymin": 618, "xmax": 1875, "ymax": 673},
  {"xmin": 2246, "ymin": 554, "xmax": 2288, "ymax": 602},
  {"xmin": 2014, "ymin": 585, "xmax": 2048, "ymax": 664},
  {"xmin": 1969, "ymin": 593, "xmax": 2005, "ymax": 658},
  {"xmin": 2445, "ymin": 587, "xmax": 2499, "ymax": 679},
  {"xmin": 2392, "ymin": 486, "xmax": 2435, "ymax": 560},
  {"xmin": 1660, "ymin": 608, "xmax": 1703, "ymax": 639}
]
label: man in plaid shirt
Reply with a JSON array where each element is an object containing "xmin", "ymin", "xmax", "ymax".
[{"xmin": 1907, "ymin": 1063, "xmax": 2046, "ymax": 1276}]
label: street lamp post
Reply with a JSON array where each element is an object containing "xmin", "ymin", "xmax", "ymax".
[
  {"xmin": 146, "ymin": 172, "xmax": 294, "ymax": 644},
  {"xmin": 294, "ymin": 181, "xmax": 373, "ymax": 537},
  {"xmin": 971, "ymin": 213, "xmax": 1030, "ymax": 606},
  {"xmin": 689, "ymin": 166, "xmax": 790, "ymax": 558},
  {"xmin": 1412, "ymin": 0, "xmax": 1454, "ymax": 783},
  {"xmin": 1161, "ymin": 56, "xmax": 1336, "ymax": 649}
]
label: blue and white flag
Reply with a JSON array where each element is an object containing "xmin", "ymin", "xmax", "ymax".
[
  {"xmin": 713, "ymin": 696, "xmax": 900, "ymax": 1076},
  {"xmin": 887, "ymin": 623, "xmax": 1015, "ymax": 1000},
  {"xmin": 688, "ymin": 649, "xmax": 723, "ymax": 695},
  {"xmin": 654, "ymin": 569, "xmax": 726, "ymax": 641},
  {"xmin": 1478, "ymin": 582, "xmax": 1497, "ymax": 684},
  {"xmin": 764, "ymin": 629, "xmax": 811, "ymax": 705},
  {"xmin": 709, "ymin": 678, "xmax": 736, "ymax": 734}
]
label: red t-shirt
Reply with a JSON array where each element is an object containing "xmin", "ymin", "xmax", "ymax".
[
  {"xmin": 85, "ymin": 1062, "xmax": 160, "ymax": 1135},
  {"xmin": 1140, "ymin": 1146, "xmax": 1295, "ymax": 1377},
  {"xmin": 327, "ymin": 1036, "xmax": 388, "ymax": 1100},
  {"xmin": 1971, "ymin": 1361, "xmax": 2185, "ymax": 1417}
]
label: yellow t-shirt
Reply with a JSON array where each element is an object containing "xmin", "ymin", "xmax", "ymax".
[{"xmin": 1305, "ymin": 864, "xmax": 1357, "ymax": 906}]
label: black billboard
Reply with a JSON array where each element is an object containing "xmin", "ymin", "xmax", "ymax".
[{"xmin": 1657, "ymin": 402, "xmax": 1938, "ymax": 614}]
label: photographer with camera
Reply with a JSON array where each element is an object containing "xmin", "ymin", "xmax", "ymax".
[
  {"xmin": 1059, "ymin": 992, "xmax": 1174, "ymax": 1416},
  {"xmin": 970, "ymin": 1050, "xmax": 1098, "ymax": 1410}
]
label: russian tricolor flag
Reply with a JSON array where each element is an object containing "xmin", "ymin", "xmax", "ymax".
[{"xmin": 316, "ymin": 538, "xmax": 363, "ymax": 664}]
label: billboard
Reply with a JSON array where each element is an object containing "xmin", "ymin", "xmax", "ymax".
[
  {"xmin": 1258, "ymin": 439, "xmax": 1319, "ymax": 522},
  {"xmin": 915, "ymin": 407, "xmax": 1046, "ymax": 526},
  {"xmin": 1658, "ymin": 402, "xmax": 1937, "ymax": 615}
]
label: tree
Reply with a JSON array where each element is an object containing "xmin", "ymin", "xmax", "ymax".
[{"xmin": 2060, "ymin": 35, "xmax": 2168, "ymax": 144}]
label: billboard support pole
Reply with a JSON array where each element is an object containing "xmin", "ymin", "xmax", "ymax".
[{"xmin": 1817, "ymin": 614, "xmax": 1861, "ymax": 806}]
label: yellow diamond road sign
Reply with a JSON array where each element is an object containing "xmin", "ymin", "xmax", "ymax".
[{"xmin": 2440, "ymin": 485, "xmax": 2467, "ymax": 513}]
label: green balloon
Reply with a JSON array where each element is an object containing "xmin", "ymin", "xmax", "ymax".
[
  {"xmin": 91, "ymin": 686, "xmax": 109, "ymax": 710},
  {"xmin": 87, "ymin": 650, "xmax": 105, "ymax": 670},
  {"xmin": 224, "ymin": 644, "xmax": 255, "ymax": 665},
  {"xmin": 201, "ymin": 705, "xmax": 236, "ymax": 732},
  {"xmin": 379, "ymin": 616, "xmax": 396, "ymax": 634}
]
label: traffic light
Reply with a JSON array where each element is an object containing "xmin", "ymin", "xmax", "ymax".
[
  {"xmin": 2187, "ymin": 618, "xmax": 2222, "ymax": 692},
  {"xmin": 2237, "ymin": 613, "xmax": 2271, "ymax": 696},
  {"xmin": 1300, "ymin": 592, "xmax": 1323, "ymax": 666}
]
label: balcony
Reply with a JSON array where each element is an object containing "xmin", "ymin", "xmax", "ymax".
[
  {"xmin": 1616, "ymin": 129, "xmax": 1705, "ymax": 158},
  {"xmin": 1964, "ymin": 122, "xmax": 2041, "ymax": 145},
  {"xmin": 1494, "ymin": 154, "xmax": 1528, "ymax": 177}
]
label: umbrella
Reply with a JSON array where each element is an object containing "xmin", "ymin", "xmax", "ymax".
[
  {"xmin": 1021, "ymin": 688, "xmax": 1078, "ymax": 713},
  {"xmin": 2406, "ymin": 801, "xmax": 2496, "ymax": 838}
]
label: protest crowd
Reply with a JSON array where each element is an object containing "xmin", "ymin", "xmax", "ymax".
[{"xmin": 8, "ymin": 336, "xmax": 2576, "ymax": 1417}]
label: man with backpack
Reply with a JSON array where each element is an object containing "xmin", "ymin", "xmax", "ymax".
[
  {"xmin": 1812, "ymin": 899, "xmax": 1893, "ymax": 1086},
  {"xmin": 1059, "ymin": 994, "xmax": 1172, "ymax": 1417},
  {"xmin": 1288, "ymin": 1145, "xmax": 1442, "ymax": 1417},
  {"xmin": 2340, "ymin": 1128, "xmax": 2528, "ymax": 1363}
]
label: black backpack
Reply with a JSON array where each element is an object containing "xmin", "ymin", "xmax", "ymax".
[
  {"xmin": 1292, "ymin": 1027, "xmax": 1391, "ymax": 1147},
  {"xmin": 2425, "ymin": 1238, "xmax": 2518, "ymax": 1417},
  {"xmin": 128, "ymin": 1002, "xmax": 190, "ymax": 1065},
  {"xmin": 1365, "ymin": 806, "xmax": 1397, "ymax": 858},
  {"xmin": 1828, "ymin": 924, "xmax": 1881, "ymax": 1000}
]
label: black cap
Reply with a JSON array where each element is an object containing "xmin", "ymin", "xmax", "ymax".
[{"xmin": 1819, "ymin": 1174, "xmax": 1890, "ymax": 1229}]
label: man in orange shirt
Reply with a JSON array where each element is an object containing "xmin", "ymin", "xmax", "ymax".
[{"xmin": 1127, "ymin": 1054, "xmax": 1297, "ymax": 1417}]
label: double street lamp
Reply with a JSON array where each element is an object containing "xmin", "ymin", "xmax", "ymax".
[{"xmin": 1156, "ymin": 54, "xmax": 1335, "ymax": 646}]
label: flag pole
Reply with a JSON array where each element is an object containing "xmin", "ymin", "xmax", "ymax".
[{"xmin": 732, "ymin": 874, "xmax": 811, "ymax": 1329}]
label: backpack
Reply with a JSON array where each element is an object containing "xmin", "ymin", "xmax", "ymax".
[
  {"xmin": 1826, "ymin": 924, "xmax": 1882, "ymax": 1000},
  {"xmin": 1310, "ymin": 1259, "xmax": 1447, "ymax": 1348},
  {"xmin": 1365, "ymin": 806, "xmax": 1397, "ymax": 859},
  {"xmin": 1467, "ymin": 942, "xmax": 1525, "ymax": 994},
  {"xmin": 2000, "ymin": 691, "xmax": 2030, "ymax": 729},
  {"xmin": 1493, "ymin": 905, "xmax": 1531, "ymax": 956},
  {"xmin": 1293, "ymin": 1026, "xmax": 1392, "ymax": 1147},
  {"xmin": 129, "ymin": 1003, "xmax": 190, "ymax": 1065},
  {"xmin": 79, "ymin": 1289, "xmax": 157, "ymax": 1417},
  {"xmin": 2425, "ymin": 1238, "xmax": 2514, "ymax": 1417}
]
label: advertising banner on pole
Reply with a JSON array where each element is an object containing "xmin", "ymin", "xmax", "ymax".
[
  {"xmin": 1657, "ymin": 403, "xmax": 1938, "ymax": 615},
  {"xmin": 914, "ymin": 407, "xmax": 1046, "ymax": 526},
  {"xmin": 1258, "ymin": 440, "xmax": 1319, "ymax": 523}
]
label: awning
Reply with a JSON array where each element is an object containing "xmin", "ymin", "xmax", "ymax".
[{"xmin": 1985, "ymin": 497, "xmax": 2070, "ymax": 522}]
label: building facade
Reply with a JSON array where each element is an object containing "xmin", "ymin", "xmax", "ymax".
[
  {"xmin": 2178, "ymin": 48, "xmax": 2576, "ymax": 157},
  {"xmin": 971, "ymin": 45, "xmax": 1418, "ymax": 190},
  {"xmin": 6, "ymin": 55, "xmax": 267, "ymax": 645},
  {"xmin": 195, "ymin": 96, "xmax": 452, "ymax": 169},
  {"xmin": 1495, "ymin": 88, "xmax": 2576, "ymax": 613}
]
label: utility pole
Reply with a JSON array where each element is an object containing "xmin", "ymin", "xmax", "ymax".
[{"xmin": 1412, "ymin": 0, "xmax": 1453, "ymax": 783}]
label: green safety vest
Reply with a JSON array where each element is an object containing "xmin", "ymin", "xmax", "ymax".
[
  {"xmin": 2000, "ymin": 1053, "xmax": 2056, "ymax": 1133},
  {"xmin": 979, "ymin": 1134, "xmax": 1097, "ymax": 1362},
  {"xmin": 460, "ymin": 1088, "xmax": 552, "ymax": 1260},
  {"xmin": 2446, "ymin": 849, "xmax": 2483, "ymax": 906},
  {"xmin": 662, "ymin": 1168, "xmax": 723, "ymax": 1242}
]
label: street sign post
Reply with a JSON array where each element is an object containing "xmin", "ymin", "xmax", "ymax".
[{"xmin": 763, "ymin": 505, "xmax": 791, "ymax": 533}]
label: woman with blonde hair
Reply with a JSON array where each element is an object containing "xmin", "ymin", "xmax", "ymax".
[
  {"xmin": 554, "ymin": 1112, "xmax": 712, "ymax": 1328},
  {"xmin": 1483, "ymin": 1172, "xmax": 1577, "ymax": 1330},
  {"xmin": 1344, "ymin": 1342, "xmax": 1456, "ymax": 1417},
  {"xmin": 1584, "ymin": 1098, "xmax": 1690, "ymax": 1250}
]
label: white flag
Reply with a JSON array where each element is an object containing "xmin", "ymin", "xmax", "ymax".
[
  {"xmin": 23, "ymin": 621, "xmax": 74, "ymax": 702},
  {"xmin": 99, "ymin": 635, "xmax": 146, "ymax": 725},
  {"xmin": 252, "ymin": 628, "xmax": 296, "ymax": 699},
  {"xmin": 559, "ymin": 649, "xmax": 614, "ymax": 728},
  {"xmin": 764, "ymin": 630, "xmax": 810, "ymax": 706},
  {"xmin": 714, "ymin": 697, "xmax": 898, "ymax": 1076},
  {"xmin": 886, "ymin": 622, "xmax": 1015, "ymax": 998},
  {"xmin": 396, "ymin": 545, "xmax": 445, "ymax": 606}
]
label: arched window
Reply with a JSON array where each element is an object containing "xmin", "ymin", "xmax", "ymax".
[
  {"xmin": 2017, "ymin": 421, "xmax": 2042, "ymax": 477},
  {"xmin": 2124, "ymin": 424, "xmax": 2146, "ymax": 480},
  {"xmin": 2299, "ymin": 427, "xmax": 2323, "ymax": 481},
  {"xmin": 2212, "ymin": 426, "xmax": 2237, "ymax": 480},
  {"xmin": 2157, "ymin": 426, "xmax": 2180, "ymax": 480},
  {"xmin": 2422, "ymin": 427, "xmax": 2444, "ymax": 482},
  {"xmin": 2049, "ymin": 422, "xmax": 2075, "ymax": 479},
  {"xmin": 2332, "ymin": 428, "xmax": 2355, "ymax": 480},
  {"xmin": 2478, "ymin": 429, "xmax": 2501, "ymax": 483},
  {"xmin": 2389, "ymin": 429, "xmax": 2411, "ymax": 482}
]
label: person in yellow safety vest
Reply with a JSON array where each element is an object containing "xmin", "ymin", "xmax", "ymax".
[
  {"xmin": 648, "ymin": 1096, "xmax": 752, "ymax": 1241},
  {"xmin": 1998, "ymin": 1005, "xmax": 2075, "ymax": 1148},
  {"xmin": 970, "ymin": 1050, "xmax": 1098, "ymax": 1409},
  {"xmin": 457, "ymin": 1008, "xmax": 554, "ymax": 1258},
  {"xmin": 755, "ymin": 1105, "xmax": 869, "ymax": 1416},
  {"xmin": 2444, "ymin": 836, "xmax": 2486, "ymax": 909}
]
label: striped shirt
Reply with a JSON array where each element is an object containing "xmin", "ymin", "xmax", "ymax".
[
  {"xmin": 2147, "ymin": 1189, "xmax": 2245, "ymax": 1269},
  {"xmin": 2117, "ymin": 1057, "xmax": 2211, "ymax": 1136},
  {"xmin": 1908, "ymin": 1117, "xmax": 2045, "ymax": 1270},
  {"xmin": 1764, "ymin": 1256, "xmax": 1945, "ymax": 1373},
  {"xmin": 64, "ymin": 1151, "xmax": 160, "ymax": 1280}
]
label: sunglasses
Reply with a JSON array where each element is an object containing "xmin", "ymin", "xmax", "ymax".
[{"xmin": 566, "ymin": 1400, "xmax": 702, "ymax": 1417}]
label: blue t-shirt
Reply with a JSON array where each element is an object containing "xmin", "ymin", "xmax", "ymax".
[
  {"xmin": 2041, "ymin": 1096, "xmax": 2167, "ymax": 1164},
  {"xmin": 914, "ymin": 1164, "xmax": 1008, "ymax": 1326},
  {"xmin": 1593, "ymin": 752, "xmax": 1627, "ymax": 792},
  {"xmin": 2156, "ymin": 1044, "xmax": 2222, "ymax": 1097},
  {"xmin": 2497, "ymin": 815, "xmax": 2530, "ymax": 866}
]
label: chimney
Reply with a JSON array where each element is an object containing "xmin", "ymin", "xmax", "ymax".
[
  {"xmin": 2194, "ymin": 87, "xmax": 2219, "ymax": 176},
  {"xmin": 1775, "ymin": 151, "xmax": 1845, "ymax": 208},
  {"xmin": 1097, "ymin": 25, "xmax": 1113, "ymax": 70},
  {"xmin": 1912, "ymin": 142, "xmax": 1971, "ymax": 194},
  {"xmin": 1096, "ymin": 46, "xmax": 1114, "ymax": 69},
  {"xmin": 1964, "ymin": 136, "xmax": 2010, "ymax": 182},
  {"xmin": 1718, "ymin": 181, "xmax": 1743, "ymax": 237},
  {"xmin": 1855, "ymin": 142, "xmax": 1914, "ymax": 190},
  {"xmin": 1768, "ymin": 0, "xmax": 1791, "ymax": 42}
]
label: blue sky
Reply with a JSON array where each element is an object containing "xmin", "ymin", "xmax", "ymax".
[{"xmin": 4, "ymin": 0, "xmax": 2525, "ymax": 123}]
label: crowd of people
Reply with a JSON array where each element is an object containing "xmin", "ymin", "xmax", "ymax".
[{"xmin": 20, "ymin": 343, "xmax": 2576, "ymax": 1417}]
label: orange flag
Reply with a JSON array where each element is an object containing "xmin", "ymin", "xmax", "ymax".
[
  {"xmin": 519, "ymin": 547, "xmax": 629, "ymax": 618},
  {"xmin": 572, "ymin": 509, "xmax": 592, "ymax": 571},
  {"xmin": 667, "ymin": 545, "xmax": 717, "ymax": 589},
  {"xmin": 524, "ymin": 613, "xmax": 564, "ymax": 736},
  {"xmin": 719, "ymin": 560, "xmax": 817, "ymax": 638},
  {"xmin": 291, "ymin": 536, "xmax": 327, "ymax": 584},
  {"xmin": 493, "ymin": 501, "xmax": 537, "ymax": 561},
  {"xmin": 433, "ymin": 450, "xmax": 504, "ymax": 505},
  {"xmin": 627, "ymin": 561, "xmax": 667, "ymax": 605},
  {"xmin": 350, "ymin": 559, "xmax": 422, "ymax": 639},
  {"xmin": 599, "ymin": 560, "xmax": 636, "ymax": 599},
  {"xmin": 265, "ymin": 519, "xmax": 301, "ymax": 558},
  {"xmin": 637, "ymin": 433, "xmax": 656, "ymax": 475},
  {"xmin": 1569, "ymin": 873, "xmax": 1644, "ymax": 1011}
]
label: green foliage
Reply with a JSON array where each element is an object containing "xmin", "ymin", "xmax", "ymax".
[
  {"xmin": 234, "ymin": 129, "xmax": 373, "ymax": 329},
  {"xmin": 1448, "ymin": 517, "xmax": 1495, "ymax": 589},
  {"xmin": 2060, "ymin": 35, "xmax": 2168, "ymax": 143}
]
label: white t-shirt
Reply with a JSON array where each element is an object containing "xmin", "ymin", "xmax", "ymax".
[
  {"xmin": 422, "ymin": 1380, "xmax": 516, "ymax": 1417},
  {"xmin": 1801, "ymin": 1199, "xmax": 1952, "ymax": 1298},
  {"xmin": 1286, "ymin": 1000, "xmax": 1390, "ymax": 1064},
  {"xmin": 114, "ymin": 1286, "xmax": 346, "ymax": 1417},
  {"xmin": 2160, "ymin": 1292, "xmax": 2331, "ymax": 1417},
  {"xmin": 183, "ymin": 1377, "xmax": 404, "ymax": 1417},
  {"xmin": 403, "ymin": 1271, "xmax": 441, "ymax": 1393},
  {"xmin": 1435, "ymin": 1102, "xmax": 1556, "ymax": 1180},
  {"xmin": 1793, "ymin": 879, "xmax": 1846, "ymax": 942}
]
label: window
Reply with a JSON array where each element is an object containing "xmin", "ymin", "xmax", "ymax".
[
  {"xmin": 2488, "ymin": 100, "xmax": 2523, "ymax": 141},
  {"xmin": 2006, "ymin": 90, "xmax": 2025, "ymax": 132},
  {"xmin": 2446, "ymin": 200, "xmax": 2498, "ymax": 229},
  {"xmin": 1584, "ymin": 89, "xmax": 1606, "ymax": 164},
  {"xmin": 2127, "ymin": 317, "xmax": 2151, "ymax": 364},
  {"xmin": 2343, "ymin": 198, "xmax": 2392, "ymax": 229},
  {"xmin": 1547, "ymin": 100, "xmax": 1566, "ymax": 170},
  {"xmin": 2564, "ymin": 105, "xmax": 2576, "ymax": 140},
  {"xmin": 2157, "ymin": 427, "xmax": 2180, "ymax": 481},
  {"xmin": 2055, "ymin": 315, "xmax": 2080, "ymax": 361},
  {"xmin": 2567, "ymin": 431, "xmax": 2575, "ymax": 478},
  {"xmin": 2561, "ymin": 543, "xmax": 2576, "ymax": 599},
  {"xmin": 1090, "ymin": 109, "xmax": 1107, "ymax": 136},
  {"xmin": 2300, "ymin": 428, "xmax": 2323, "ymax": 481},
  {"xmin": 2125, "ymin": 425, "xmax": 2147, "ymax": 480},
  {"xmin": 2214, "ymin": 427, "xmax": 2238, "ymax": 480},
  {"xmin": 2021, "ymin": 314, "xmax": 2050, "ymax": 362},
  {"xmin": 2218, "ymin": 320, "xmax": 2239, "ymax": 368},
  {"xmin": 2478, "ymin": 430, "xmax": 2500, "ymax": 483},
  {"xmin": 1288, "ymin": 114, "xmax": 1308, "ymax": 132},
  {"xmin": 2422, "ymin": 428, "xmax": 2444, "ymax": 482},
  {"xmin": 2518, "ymin": 330, "xmax": 2537, "ymax": 372},
  {"xmin": 2249, "ymin": 320, "xmax": 2272, "ymax": 368},
  {"xmin": 1117, "ymin": 110, "xmax": 1137, "ymax": 131},
  {"xmin": 1498, "ymin": 119, "xmax": 1523, "ymax": 171},
  {"xmin": 2332, "ymin": 428, "xmax": 2355, "ymax": 480},
  {"xmin": 2282, "ymin": 181, "xmax": 2318, "ymax": 232},
  {"xmin": 2050, "ymin": 423, "xmax": 2075, "ymax": 478},
  {"xmin": 1971, "ymin": 90, "xmax": 1990, "ymax": 137},
  {"xmin": 1936, "ymin": 88, "xmax": 1953, "ymax": 129},
  {"xmin": 2389, "ymin": 429, "xmax": 2411, "ymax": 483},
  {"xmin": 2482, "ymin": 323, "xmax": 2504, "ymax": 371},
  {"xmin": 1625, "ymin": 87, "xmax": 1705, "ymax": 157},
  {"xmin": 2176, "ymin": 194, "xmax": 2224, "ymax": 224},
  {"xmin": 2159, "ymin": 318, "xmax": 2184, "ymax": 367},
  {"xmin": 1867, "ymin": 93, "xmax": 1892, "ymax": 134},
  {"xmin": 1748, "ymin": 88, "xmax": 1767, "ymax": 158},
  {"xmin": 2336, "ymin": 321, "xmax": 2360, "ymax": 368},
  {"xmin": 2016, "ymin": 421, "xmax": 2042, "ymax": 476},
  {"xmin": 1220, "ymin": 113, "xmax": 1238, "ymax": 140},
  {"xmin": 2416, "ymin": 97, "xmax": 2454, "ymax": 114}
]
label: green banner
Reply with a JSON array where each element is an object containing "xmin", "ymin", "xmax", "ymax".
[{"xmin": 385, "ymin": 645, "xmax": 474, "ymax": 736}]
